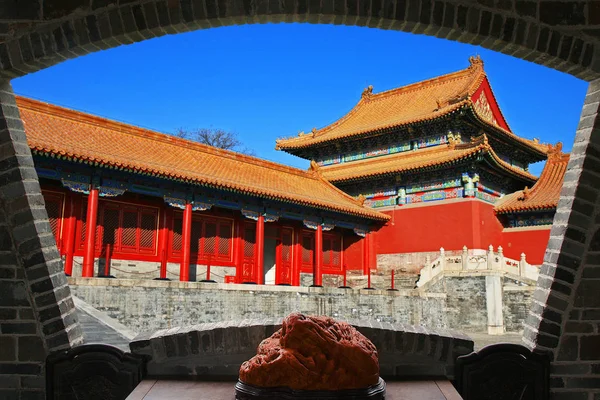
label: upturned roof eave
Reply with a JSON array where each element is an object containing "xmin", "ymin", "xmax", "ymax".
[
  {"xmin": 323, "ymin": 143, "xmax": 537, "ymax": 185},
  {"xmin": 276, "ymin": 103, "xmax": 469, "ymax": 153},
  {"xmin": 278, "ymin": 105, "xmax": 549, "ymax": 165},
  {"xmin": 32, "ymin": 149, "xmax": 390, "ymax": 222},
  {"xmin": 495, "ymin": 204, "xmax": 558, "ymax": 214}
]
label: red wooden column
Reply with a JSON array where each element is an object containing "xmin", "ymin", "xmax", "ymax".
[
  {"xmin": 62, "ymin": 193, "xmax": 78, "ymax": 276},
  {"xmin": 180, "ymin": 202, "xmax": 192, "ymax": 282},
  {"xmin": 158, "ymin": 207, "xmax": 169, "ymax": 279},
  {"xmin": 292, "ymin": 228, "xmax": 302, "ymax": 286},
  {"xmin": 362, "ymin": 231, "xmax": 370, "ymax": 275},
  {"xmin": 82, "ymin": 185, "xmax": 99, "ymax": 278},
  {"xmin": 339, "ymin": 235, "xmax": 345, "ymax": 278},
  {"xmin": 234, "ymin": 217, "xmax": 243, "ymax": 283},
  {"xmin": 255, "ymin": 214, "xmax": 265, "ymax": 285},
  {"xmin": 313, "ymin": 224, "xmax": 323, "ymax": 287}
]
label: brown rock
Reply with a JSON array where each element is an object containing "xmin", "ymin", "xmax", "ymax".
[{"xmin": 239, "ymin": 313, "xmax": 379, "ymax": 391}]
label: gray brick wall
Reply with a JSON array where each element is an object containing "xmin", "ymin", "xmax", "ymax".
[
  {"xmin": 68, "ymin": 277, "xmax": 447, "ymax": 333},
  {"xmin": 0, "ymin": 81, "xmax": 83, "ymax": 399},
  {"xmin": 430, "ymin": 276, "xmax": 488, "ymax": 333},
  {"xmin": 0, "ymin": 1, "xmax": 599, "ymax": 80},
  {"xmin": 523, "ymin": 79, "xmax": 600, "ymax": 398},
  {"xmin": 129, "ymin": 318, "xmax": 474, "ymax": 379},
  {"xmin": 0, "ymin": 0, "xmax": 599, "ymax": 397},
  {"xmin": 503, "ymin": 283, "xmax": 535, "ymax": 333},
  {"xmin": 68, "ymin": 275, "xmax": 533, "ymax": 334}
]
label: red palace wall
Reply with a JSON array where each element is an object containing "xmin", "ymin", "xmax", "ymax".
[
  {"xmin": 500, "ymin": 228, "xmax": 551, "ymax": 265},
  {"xmin": 373, "ymin": 199, "xmax": 550, "ymax": 265}
]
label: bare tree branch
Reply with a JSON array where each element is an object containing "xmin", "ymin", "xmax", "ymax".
[{"xmin": 174, "ymin": 127, "xmax": 255, "ymax": 155}]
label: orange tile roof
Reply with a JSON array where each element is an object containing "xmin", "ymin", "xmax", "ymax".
[
  {"xmin": 17, "ymin": 97, "xmax": 389, "ymax": 222},
  {"xmin": 320, "ymin": 135, "xmax": 538, "ymax": 184},
  {"xmin": 495, "ymin": 144, "xmax": 568, "ymax": 214},
  {"xmin": 275, "ymin": 57, "xmax": 548, "ymax": 158}
]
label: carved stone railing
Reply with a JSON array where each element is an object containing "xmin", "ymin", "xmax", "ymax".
[{"xmin": 416, "ymin": 245, "xmax": 539, "ymax": 288}]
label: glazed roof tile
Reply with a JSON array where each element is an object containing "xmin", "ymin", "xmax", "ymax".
[
  {"xmin": 321, "ymin": 135, "xmax": 538, "ymax": 184},
  {"xmin": 276, "ymin": 57, "xmax": 548, "ymax": 158},
  {"xmin": 18, "ymin": 97, "xmax": 389, "ymax": 222},
  {"xmin": 495, "ymin": 145, "xmax": 569, "ymax": 214}
]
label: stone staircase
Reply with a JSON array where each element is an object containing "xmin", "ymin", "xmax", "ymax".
[{"xmin": 73, "ymin": 296, "xmax": 137, "ymax": 352}]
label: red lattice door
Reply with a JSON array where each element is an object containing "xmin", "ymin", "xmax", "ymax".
[
  {"xmin": 241, "ymin": 222, "xmax": 257, "ymax": 283},
  {"xmin": 276, "ymin": 228, "xmax": 293, "ymax": 285}
]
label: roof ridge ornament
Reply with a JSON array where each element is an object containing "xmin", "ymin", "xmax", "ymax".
[
  {"xmin": 469, "ymin": 55, "xmax": 484, "ymax": 68},
  {"xmin": 361, "ymin": 85, "xmax": 374, "ymax": 101},
  {"xmin": 519, "ymin": 186, "xmax": 530, "ymax": 201},
  {"xmin": 547, "ymin": 141, "xmax": 563, "ymax": 157},
  {"xmin": 357, "ymin": 194, "xmax": 366, "ymax": 206},
  {"xmin": 447, "ymin": 132, "xmax": 461, "ymax": 149},
  {"xmin": 309, "ymin": 160, "xmax": 323, "ymax": 177}
]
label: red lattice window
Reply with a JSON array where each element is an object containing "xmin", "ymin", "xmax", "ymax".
[
  {"xmin": 243, "ymin": 225, "xmax": 256, "ymax": 258},
  {"xmin": 218, "ymin": 222, "xmax": 231, "ymax": 256},
  {"xmin": 323, "ymin": 234, "xmax": 342, "ymax": 273},
  {"xmin": 331, "ymin": 239, "xmax": 341, "ymax": 266},
  {"xmin": 101, "ymin": 203, "xmax": 158, "ymax": 255},
  {"xmin": 301, "ymin": 232, "xmax": 314, "ymax": 269},
  {"xmin": 190, "ymin": 220, "xmax": 202, "ymax": 254},
  {"xmin": 172, "ymin": 218, "xmax": 182, "ymax": 251},
  {"xmin": 121, "ymin": 210, "xmax": 137, "ymax": 248},
  {"xmin": 102, "ymin": 208, "xmax": 119, "ymax": 245},
  {"xmin": 80, "ymin": 200, "xmax": 87, "ymax": 245},
  {"xmin": 77, "ymin": 199, "xmax": 159, "ymax": 256},
  {"xmin": 140, "ymin": 213, "xmax": 156, "ymax": 249},
  {"xmin": 281, "ymin": 232, "xmax": 292, "ymax": 262},
  {"xmin": 204, "ymin": 222, "xmax": 217, "ymax": 255},
  {"xmin": 171, "ymin": 213, "xmax": 233, "ymax": 262},
  {"xmin": 42, "ymin": 191, "xmax": 64, "ymax": 249},
  {"xmin": 323, "ymin": 238, "xmax": 332, "ymax": 265}
]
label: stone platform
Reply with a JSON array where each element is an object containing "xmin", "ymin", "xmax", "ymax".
[{"xmin": 126, "ymin": 380, "xmax": 463, "ymax": 400}]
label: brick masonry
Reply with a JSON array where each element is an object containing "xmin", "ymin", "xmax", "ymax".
[
  {"xmin": 0, "ymin": 0, "xmax": 599, "ymax": 397},
  {"xmin": 0, "ymin": 1, "xmax": 599, "ymax": 80},
  {"xmin": 522, "ymin": 79, "xmax": 600, "ymax": 398},
  {"xmin": 69, "ymin": 277, "xmax": 447, "ymax": 332},
  {"xmin": 129, "ymin": 317, "xmax": 474, "ymax": 379},
  {"xmin": 0, "ymin": 82, "xmax": 83, "ymax": 399},
  {"xmin": 68, "ymin": 275, "xmax": 534, "ymax": 335}
]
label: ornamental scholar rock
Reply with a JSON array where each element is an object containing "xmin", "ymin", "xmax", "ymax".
[{"xmin": 239, "ymin": 313, "xmax": 379, "ymax": 391}]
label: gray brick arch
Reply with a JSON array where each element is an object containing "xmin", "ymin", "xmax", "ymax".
[
  {"xmin": 0, "ymin": 0, "xmax": 600, "ymax": 398},
  {"xmin": 0, "ymin": 1, "xmax": 598, "ymax": 80}
]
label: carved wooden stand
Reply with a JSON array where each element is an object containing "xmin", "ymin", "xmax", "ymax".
[{"xmin": 235, "ymin": 378, "xmax": 386, "ymax": 400}]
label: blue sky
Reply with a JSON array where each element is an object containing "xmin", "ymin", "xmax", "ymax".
[{"xmin": 13, "ymin": 23, "xmax": 588, "ymax": 175}]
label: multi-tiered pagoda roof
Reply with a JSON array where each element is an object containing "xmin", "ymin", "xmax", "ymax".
[{"xmin": 276, "ymin": 57, "xmax": 549, "ymax": 187}]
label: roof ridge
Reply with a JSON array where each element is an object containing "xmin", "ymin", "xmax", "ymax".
[
  {"xmin": 307, "ymin": 160, "xmax": 370, "ymax": 207},
  {"xmin": 275, "ymin": 58, "xmax": 484, "ymax": 148},
  {"xmin": 16, "ymin": 96, "xmax": 319, "ymax": 181},
  {"xmin": 366, "ymin": 58, "xmax": 484, "ymax": 102},
  {"xmin": 494, "ymin": 149, "xmax": 569, "ymax": 214},
  {"xmin": 520, "ymin": 146, "xmax": 569, "ymax": 199}
]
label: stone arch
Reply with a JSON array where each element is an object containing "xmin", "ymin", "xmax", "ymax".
[
  {"xmin": 0, "ymin": 1, "xmax": 598, "ymax": 80},
  {"xmin": 1, "ymin": 0, "xmax": 600, "ymax": 397}
]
